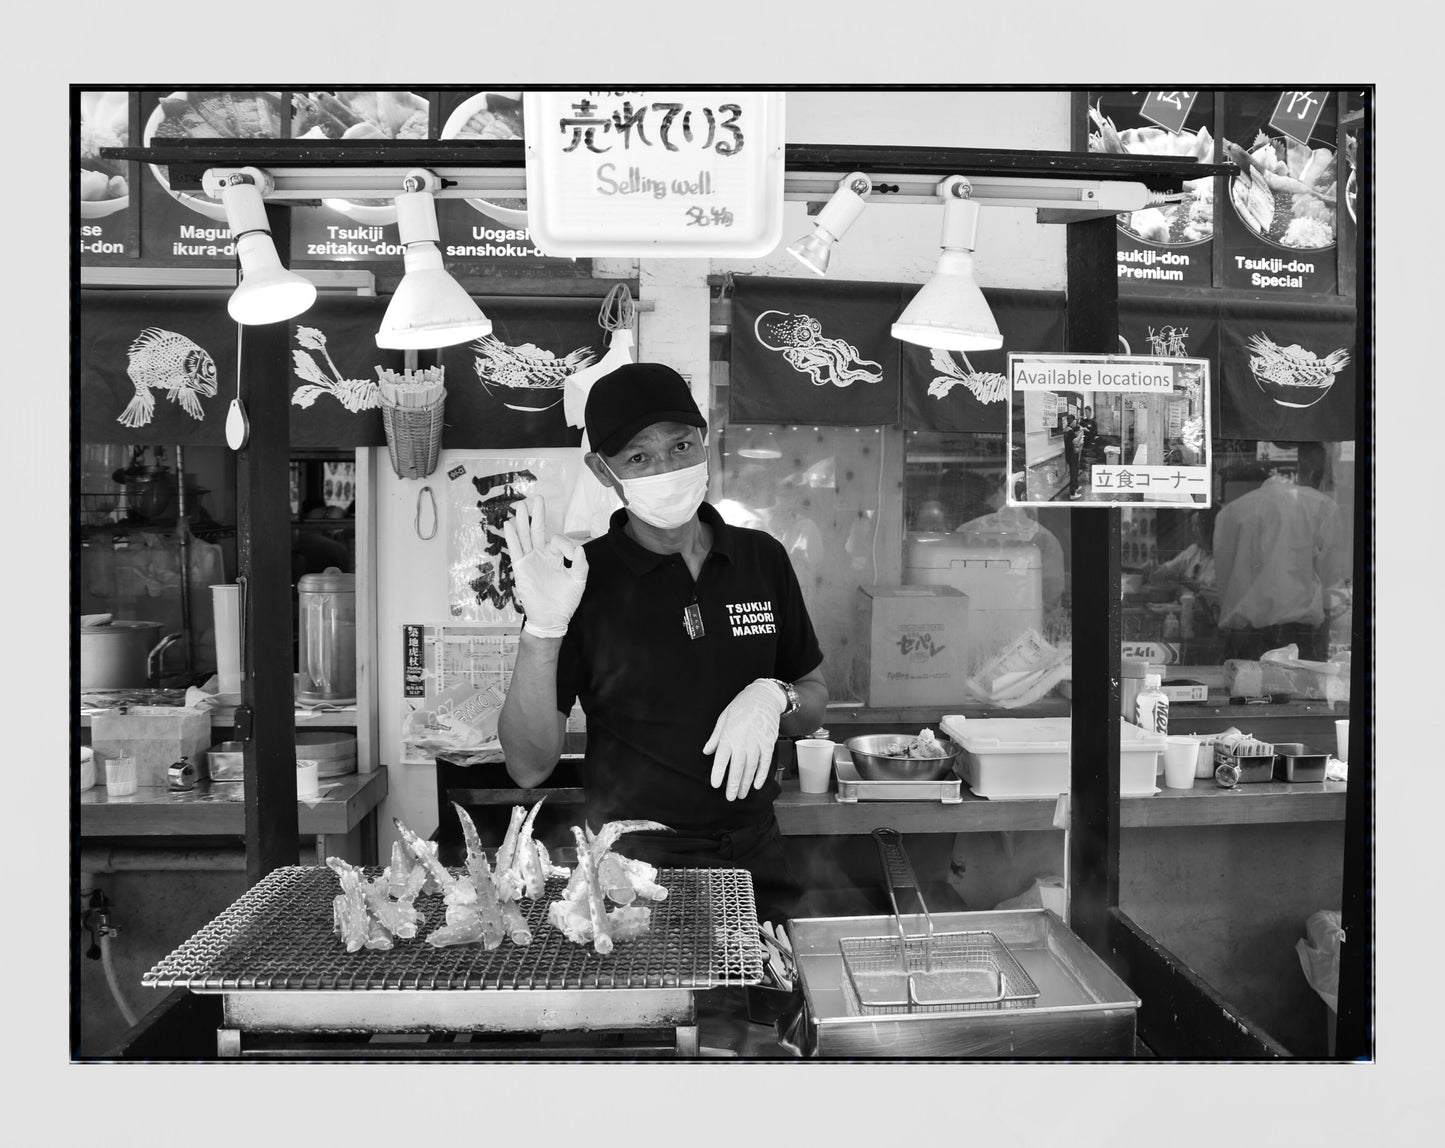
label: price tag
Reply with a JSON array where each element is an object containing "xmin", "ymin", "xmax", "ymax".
[
  {"xmin": 523, "ymin": 91, "xmax": 785, "ymax": 257},
  {"xmin": 1269, "ymin": 90, "xmax": 1328, "ymax": 146},
  {"xmin": 1139, "ymin": 91, "xmax": 1198, "ymax": 134}
]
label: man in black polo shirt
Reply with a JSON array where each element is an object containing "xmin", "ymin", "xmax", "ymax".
[{"xmin": 498, "ymin": 362, "xmax": 828, "ymax": 921}]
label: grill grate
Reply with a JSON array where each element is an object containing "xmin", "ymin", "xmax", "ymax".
[{"xmin": 144, "ymin": 866, "xmax": 763, "ymax": 992}]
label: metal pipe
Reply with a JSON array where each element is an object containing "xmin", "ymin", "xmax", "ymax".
[
  {"xmin": 174, "ymin": 443, "xmax": 193, "ymax": 681},
  {"xmin": 80, "ymin": 846, "xmax": 248, "ymax": 873}
]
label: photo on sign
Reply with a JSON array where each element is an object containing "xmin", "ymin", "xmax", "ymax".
[{"xmin": 1008, "ymin": 354, "xmax": 1211, "ymax": 508}]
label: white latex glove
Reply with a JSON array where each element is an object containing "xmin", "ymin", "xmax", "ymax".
[
  {"xmin": 704, "ymin": 678, "xmax": 787, "ymax": 801},
  {"xmin": 501, "ymin": 495, "xmax": 588, "ymax": 639}
]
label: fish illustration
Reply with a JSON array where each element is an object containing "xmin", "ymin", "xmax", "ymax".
[
  {"xmin": 926, "ymin": 348, "xmax": 1008, "ymax": 405},
  {"xmin": 753, "ymin": 309, "xmax": 882, "ymax": 388},
  {"xmin": 472, "ymin": 337, "xmax": 597, "ymax": 413},
  {"xmin": 119, "ymin": 327, "xmax": 218, "ymax": 428}
]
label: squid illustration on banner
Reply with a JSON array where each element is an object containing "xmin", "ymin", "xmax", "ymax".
[
  {"xmin": 753, "ymin": 309, "xmax": 884, "ymax": 389},
  {"xmin": 446, "ymin": 455, "xmax": 580, "ymax": 623}
]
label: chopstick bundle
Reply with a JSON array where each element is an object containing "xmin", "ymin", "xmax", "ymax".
[{"xmin": 375, "ymin": 365, "xmax": 445, "ymax": 409}]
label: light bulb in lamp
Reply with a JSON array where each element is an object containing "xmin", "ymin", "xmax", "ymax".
[
  {"xmin": 891, "ymin": 179, "xmax": 1002, "ymax": 351},
  {"xmin": 377, "ymin": 176, "xmax": 491, "ymax": 350},
  {"xmin": 213, "ymin": 169, "xmax": 317, "ymax": 325},
  {"xmin": 786, "ymin": 173, "xmax": 871, "ymax": 277}
]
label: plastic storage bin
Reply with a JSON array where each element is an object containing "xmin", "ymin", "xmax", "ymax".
[{"xmin": 940, "ymin": 716, "xmax": 1165, "ymax": 799}]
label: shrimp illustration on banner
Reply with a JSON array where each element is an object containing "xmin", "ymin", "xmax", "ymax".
[
  {"xmin": 472, "ymin": 336, "xmax": 598, "ymax": 413},
  {"xmin": 118, "ymin": 327, "xmax": 218, "ymax": 428},
  {"xmin": 926, "ymin": 348, "xmax": 1009, "ymax": 405},
  {"xmin": 754, "ymin": 309, "xmax": 882, "ymax": 388}
]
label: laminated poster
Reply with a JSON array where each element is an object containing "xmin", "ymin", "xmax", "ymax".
[
  {"xmin": 445, "ymin": 454, "xmax": 581, "ymax": 624},
  {"xmin": 1008, "ymin": 353, "xmax": 1212, "ymax": 508},
  {"xmin": 399, "ymin": 624, "xmax": 518, "ymax": 766}
]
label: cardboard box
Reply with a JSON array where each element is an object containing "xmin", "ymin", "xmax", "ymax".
[
  {"xmin": 1161, "ymin": 682, "xmax": 1209, "ymax": 703},
  {"xmin": 91, "ymin": 707, "xmax": 211, "ymax": 788},
  {"xmin": 853, "ymin": 585, "xmax": 969, "ymax": 708}
]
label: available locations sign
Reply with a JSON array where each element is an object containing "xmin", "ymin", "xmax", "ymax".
[
  {"xmin": 522, "ymin": 91, "xmax": 785, "ymax": 257},
  {"xmin": 1008, "ymin": 354, "xmax": 1212, "ymax": 508}
]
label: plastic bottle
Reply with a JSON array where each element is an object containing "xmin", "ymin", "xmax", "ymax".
[
  {"xmin": 1179, "ymin": 592, "xmax": 1196, "ymax": 639},
  {"xmin": 1136, "ymin": 673, "xmax": 1170, "ymax": 736},
  {"xmin": 1121, "ymin": 657, "xmax": 1150, "ymax": 724}
]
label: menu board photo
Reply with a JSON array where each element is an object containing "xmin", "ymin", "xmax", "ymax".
[
  {"xmin": 79, "ymin": 90, "xmax": 136, "ymax": 261},
  {"xmin": 1221, "ymin": 90, "xmax": 1340, "ymax": 295},
  {"xmin": 1085, "ymin": 90, "xmax": 1216, "ymax": 289}
]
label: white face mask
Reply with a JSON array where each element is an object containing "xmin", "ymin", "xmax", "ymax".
[{"xmin": 603, "ymin": 459, "xmax": 709, "ymax": 530}]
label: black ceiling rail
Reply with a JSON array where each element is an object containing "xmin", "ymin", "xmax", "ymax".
[{"xmin": 101, "ymin": 137, "xmax": 1233, "ymax": 194}]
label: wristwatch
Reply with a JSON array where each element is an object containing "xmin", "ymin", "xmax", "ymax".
[{"xmin": 766, "ymin": 678, "xmax": 801, "ymax": 718}]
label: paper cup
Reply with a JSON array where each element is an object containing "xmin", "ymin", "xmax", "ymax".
[
  {"xmin": 1194, "ymin": 739, "xmax": 1216, "ymax": 779},
  {"xmin": 105, "ymin": 754, "xmax": 138, "ymax": 796},
  {"xmin": 211, "ymin": 584, "xmax": 242, "ymax": 696},
  {"xmin": 795, "ymin": 738, "xmax": 835, "ymax": 794},
  {"xmin": 296, "ymin": 759, "xmax": 320, "ymax": 800},
  {"xmin": 1335, "ymin": 720, "xmax": 1349, "ymax": 762},
  {"xmin": 1163, "ymin": 736, "xmax": 1198, "ymax": 790}
]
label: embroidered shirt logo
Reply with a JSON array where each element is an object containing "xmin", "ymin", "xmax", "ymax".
[{"xmin": 727, "ymin": 600, "xmax": 776, "ymax": 636}]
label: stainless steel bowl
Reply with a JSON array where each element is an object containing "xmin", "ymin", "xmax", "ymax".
[{"xmin": 846, "ymin": 734, "xmax": 962, "ymax": 782}]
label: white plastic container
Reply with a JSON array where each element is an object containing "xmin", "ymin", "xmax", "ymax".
[{"xmin": 940, "ymin": 715, "xmax": 1165, "ymax": 799}]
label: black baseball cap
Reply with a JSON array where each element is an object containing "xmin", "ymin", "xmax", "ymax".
[{"xmin": 585, "ymin": 362, "xmax": 707, "ymax": 457}]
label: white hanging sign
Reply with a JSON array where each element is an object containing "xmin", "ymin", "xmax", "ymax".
[{"xmin": 522, "ymin": 91, "xmax": 785, "ymax": 257}]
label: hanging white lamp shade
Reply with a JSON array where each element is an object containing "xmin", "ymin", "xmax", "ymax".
[
  {"xmin": 376, "ymin": 189, "xmax": 492, "ymax": 350},
  {"xmin": 217, "ymin": 175, "xmax": 317, "ymax": 325},
  {"xmin": 891, "ymin": 187, "xmax": 1002, "ymax": 352},
  {"xmin": 786, "ymin": 173, "xmax": 871, "ymax": 277}
]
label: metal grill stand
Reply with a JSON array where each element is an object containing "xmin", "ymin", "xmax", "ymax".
[{"xmin": 145, "ymin": 866, "xmax": 763, "ymax": 1058}]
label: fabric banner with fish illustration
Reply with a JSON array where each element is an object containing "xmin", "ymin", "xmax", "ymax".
[
  {"xmin": 438, "ymin": 297, "xmax": 608, "ymax": 448},
  {"xmin": 729, "ymin": 276, "xmax": 902, "ymax": 426},
  {"xmin": 446, "ymin": 454, "xmax": 582, "ymax": 624},
  {"xmin": 1220, "ymin": 90, "xmax": 1340, "ymax": 296},
  {"xmin": 288, "ymin": 295, "xmax": 406, "ymax": 448},
  {"xmin": 1216, "ymin": 299, "xmax": 1356, "ymax": 441},
  {"xmin": 79, "ymin": 290, "xmax": 236, "ymax": 444},
  {"xmin": 1084, "ymin": 91, "xmax": 1217, "ymax": 289},
  {"xmin": 901, "ymin": 288, "xmax": 1065, "ymax": 432}
]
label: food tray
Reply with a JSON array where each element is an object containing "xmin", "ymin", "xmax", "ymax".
[
  {"xmin": 940, "ymin": 716, "xmax": 1162, "ymax": 800},
  {"xmin": 832, "ymin": 746, "xmax": 962, "ymax": 804},
  {"xmin": 1214, "ymin": 746, "xmax": 1276, "ymax": 784},
  {"xmin": 1273, "ymin": 742, "xmax": 1329, "ymax": 783}
]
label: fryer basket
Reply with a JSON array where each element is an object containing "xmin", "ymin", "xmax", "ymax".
[{"xmin": 840, "ymin": 828, "xmax": 1039, "ymax": 1015}]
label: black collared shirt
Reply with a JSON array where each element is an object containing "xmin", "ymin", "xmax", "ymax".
[{"xmin": 556, "ymin": 502, "xmax": 823, "ymax": 832}]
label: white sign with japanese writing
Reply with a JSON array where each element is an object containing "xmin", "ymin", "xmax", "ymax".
[
  {"xmin": 523, "ymin": 91, "xmax": 786, "ymax": 257},
  {"xmin": 1008, "ymin": 353, "xmax": 1212, "ymax": 508}
]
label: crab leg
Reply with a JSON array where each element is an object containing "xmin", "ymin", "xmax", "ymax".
[
  {"xmin": 571, "ymin": 827, "xmax": 613, "ymax": 955},
  {"xmin": 453, "ymin": 804, "xmax": 509, "ymax": 948}
]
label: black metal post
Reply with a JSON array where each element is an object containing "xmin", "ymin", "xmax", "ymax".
[
  {"xmin": 1065, "ymin": 214, "xmax": 1122, "ymax": 955},
  {"xmin": 237, "ymin": 201, "xmax": 300, "ymax": 886},
  {"xmin": 1336, "ymin": 91, "xmax": 1372, "ymax": 1061}
]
